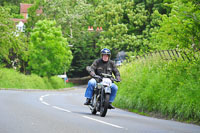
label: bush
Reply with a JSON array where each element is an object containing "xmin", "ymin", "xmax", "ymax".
[
  {"xmin": 114, "ymin": 56, "xmax": 200, "ymax": 123},
  {"xmin": 0, "ymin": 68, "xmax": 74, "ymax": 89},
  {"xmin": 49, "ymin": 76, "xmax": 66, "ymax": 89},
  {"xmin": 28, "ymin": 20, "xmax": 73, "ymax": 77}
]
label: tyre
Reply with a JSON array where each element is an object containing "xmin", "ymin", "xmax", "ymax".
[{"xmin": 100, "ymin": 94, "xmax": 110, "ymax": 117}]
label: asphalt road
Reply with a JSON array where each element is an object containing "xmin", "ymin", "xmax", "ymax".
[{"xmin": 0, "ymin": 86, "xmax": 200, "ymax": 133}]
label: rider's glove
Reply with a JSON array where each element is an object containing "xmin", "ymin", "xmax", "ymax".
[
  {"xmin": 90, "ymin": 71, "xmax": 96, "ymax": 77},
  {"xmin": 94, "ymin": 75, "xmax": 102, "ymax": 82},
  {"xmin": 115, "ymin": 76, "xmax": 121, "ymax": 82},
  {"xmin": 110, "ymin": 77, "xmax": 115, "ymax": 82},
  {"xmin": 94, "ymin": 75, "xmax": 101, "ymax": 79}
]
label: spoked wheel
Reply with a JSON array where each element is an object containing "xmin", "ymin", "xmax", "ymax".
[
  {"xmin": 100, "ymin": 94, "xmax": 110, "ymax": 117},
  {"xmin": 91, "ymin": 94, "xmax": 97, "ymax": 115}
]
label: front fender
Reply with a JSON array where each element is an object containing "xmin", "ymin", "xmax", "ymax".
[{"xmin": 104, "ymin": 87, "xmax": 111, "ymax": 94}]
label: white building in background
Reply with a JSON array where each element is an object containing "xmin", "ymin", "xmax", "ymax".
[{"xmin": 16, "ymin": 21, "xmax": 25, "ymax": 32}]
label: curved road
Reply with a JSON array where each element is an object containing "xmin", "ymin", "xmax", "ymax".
[{"xmin": 0, "ymin": 86, "xmax": 200, "ymax": 133}]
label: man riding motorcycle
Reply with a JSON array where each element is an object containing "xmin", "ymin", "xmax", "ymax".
[{"xmin": 84, "ymin": 48, "xmax": 121, "ymax": 109}]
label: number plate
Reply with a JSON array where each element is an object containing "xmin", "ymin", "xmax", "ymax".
[
  {"xmin": 104, "ymin": 87, "xmax": 111, "ymax": 93},
  {"xmin": 102, "ymin": 78, "xmax": 112, "ymax": 86}
]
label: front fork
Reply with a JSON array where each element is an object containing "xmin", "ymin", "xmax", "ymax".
[
  {"xmin": 91, "ymin": 87, "xmax": 100, "ymax": 110},
  {"xmin": 101, "ymin": 87, "xmax": 111, "ymax": 106},
  {"xmin": 93, "ymin": 86, "xmax": 111, "ymax": 111}
]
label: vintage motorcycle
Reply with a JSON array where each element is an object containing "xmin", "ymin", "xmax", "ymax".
[{"xmin": 89, "ymin": 73, "xmax": 119, "ymax": 117}]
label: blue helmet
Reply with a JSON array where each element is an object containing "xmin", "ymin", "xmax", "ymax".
[{"xmin": 101, "ymin": 48, "xmax": 111, "ymax": 56}]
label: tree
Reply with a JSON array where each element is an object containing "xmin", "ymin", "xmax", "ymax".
[
  {"xmin": 0, "ymin": 6, "xmax": 15, "ymax": 61},
  {"xmin": 0, "ymin": 6, "xmax": 27, "ymax": 70},
  {"xmin": 150, "ymin": 0, "xmax": 200, "ymax": 50},
  {"xmin": 42, "ymin": 0, "xmax": 92, "ymax": 39},
  {"xmin": 28, "ymin": 20, "xmax": 73, "ymax": 77},
  {"xmin": 93, "ymin": 0, "xmax": 171, "ymax": 54},
  {"xmin": 42, "ymin": 0, "xmax": 101, "ymax": 77},
  {"xmin": 25, "ymin": 0, "xmax": 44, "ymax": 35}
]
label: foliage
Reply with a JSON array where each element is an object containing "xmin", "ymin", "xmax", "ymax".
[
  {"xmin": 48, "ymin": 76, "xmax": 74, "ymax": 89},
  {"xmin": 0, "ymin": 68, "xmax": 74, "ymax": 89},
  {"xmin": 68, "ymin": 32, "xmax": 101, "ymax": 77},
  {"xmin": 25, "ymin": 0, "xmax": 43, "ymax": 34},
  {"xmin": 2, "ymin": 2, "xmax": 20, "ymax": 15},
  {"xmin": 150, "ymin": 0, "xmax": 200, "ymax": 50},
  {"xmin": 28, "ymin": 19, "xmax": 73, "ymax": 77},
  {"xmin": 42, "ymin": 0, "xmax": 100, "ymax": 77},
  {"xmin": 0, "ymin": 0, "xmax": 34, "ymax": 18},
  {"xmin": 42, "ymin": 0, "xmax": 93, "ymax": 39},
  {"xmin": 0, "ymin": 0, "xmax": 35, "ymax": 6},
  {"xmin": 0, "ymin": 6, "xmax": 15, "ymax": 61},
  {"xmin": 114, "ymin": 54, "xmax": 200, "ymax": 123},
  {"xmin": 0, "ymin": 6, "xmax": 27, "ymax": 70},
  {"xmin": 93, "ymin": 0, "xmax": 172, "ymax": 55},
  {"xmin": 1, "ymin": 0, "xmax": 199, "ymax": 78}
]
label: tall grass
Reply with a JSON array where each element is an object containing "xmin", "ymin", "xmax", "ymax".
[
  {"xmin": 114, "ymin": 56, "xmax": 200, "ymax": 123},
  {"xmin": 0, "ymin": 68, "xmax": 74, "ymax": 89}
]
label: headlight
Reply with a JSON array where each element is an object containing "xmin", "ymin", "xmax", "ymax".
[{"xmin": 97, "ymin": 84, "xmax": 103, "ymax": 89}]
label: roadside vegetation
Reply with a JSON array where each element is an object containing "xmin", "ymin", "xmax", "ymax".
[
  {"xmin": 2, "ymin": 0, "xmax": 199, "ymax": 78},
  {"xmin": 114, "ymin": 55, "xmax": 200, "ymax": 124},
  {"xmin": 0, "ymin": 68, "xmax": 74, "ymax": 89}
]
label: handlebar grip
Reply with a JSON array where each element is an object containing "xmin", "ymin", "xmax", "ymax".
[
  {"xmin": 114, "ymin": 79, "xmax": 121, "ymax": 82},
  {"xmin": 94, "ymin": 75, "xmax": 102, "ymax": 79}
]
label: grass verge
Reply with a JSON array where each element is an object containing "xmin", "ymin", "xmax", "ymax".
[
  {"xmin": 114, "ymin": 56, "xmax": 200, "ymax": 125},
  {"xmin": 0, "ymin": 68, "xmax": 74, "ymax": 89}
]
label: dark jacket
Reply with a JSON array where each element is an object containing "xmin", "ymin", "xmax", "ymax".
[{"xmin": 87, "ymin": 58, "xmax": 120, "ymax": 80}]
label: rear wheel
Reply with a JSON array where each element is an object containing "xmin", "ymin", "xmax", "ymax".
[{"xmin": 100, "ymin": 94, "xmax": 110, "ymax": 117}]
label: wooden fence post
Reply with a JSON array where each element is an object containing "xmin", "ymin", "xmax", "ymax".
[
  {"xmin": 183, "ymin": 51, "xmax": 191, "ymax": 61},
  {"xmin": 171, "ymin": 50, "xmax": 177, "ymax": 61},
  {"xmin": 175, "ymin": 49, "xmax": 180, "ymax": 58},
  {"xmin": 162, "ymin": 50, "xmax": 167, "ymax": 60},
  {"xmin": 167, "ymin": 50, "xmax": 173, "ymax": 60},
  {"xmin": 158, "ymin": 51, "xmax": 163, "ymax": 59},
  {"xmin": 130, "ymin": 48, "xmax": 197, "ymax": 63}
]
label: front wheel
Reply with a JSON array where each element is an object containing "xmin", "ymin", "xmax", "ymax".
[{"xmin": 100, "ymin": 94, "xmax": 110, "ymax": 117}]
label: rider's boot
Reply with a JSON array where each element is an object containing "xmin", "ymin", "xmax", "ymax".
[
  {"xmin": 84, "ymin": 98, "xmax": 91, "ymax": 105},
  {"xmin": 108, "ymin": 102, "xmax": 115, "ymax": 109}
]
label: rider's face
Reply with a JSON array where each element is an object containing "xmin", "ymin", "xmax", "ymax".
[{"xmin": 102, "ymin": 54, "xmax": 109, "ymax": 62}]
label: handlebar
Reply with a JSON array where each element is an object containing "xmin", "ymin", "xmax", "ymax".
[
  {"xmin": 100, "ymin": 73, "xmax": 112, "ymax": 78},
  {"xmin": 94, "ymin": 73, "xmax": 120, "ymax": 82},
  {"xmin": 93, "ymin": 75, "xmax": 102, "ymax": 79},
  {"xmin": 86, "ymin": 67, "xmax": 120, "ymax": 82}
]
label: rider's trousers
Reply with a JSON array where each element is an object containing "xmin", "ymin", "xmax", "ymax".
[{"xmin": 84, "ymin": 78, "xmax": 118, "ymax": 102}]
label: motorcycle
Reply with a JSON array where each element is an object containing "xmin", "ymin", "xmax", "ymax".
[{"xmin": 89, "ymin": 73, "xmax": 119, "ymax": 117}]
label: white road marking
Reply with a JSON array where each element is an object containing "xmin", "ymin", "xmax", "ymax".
[
  {"xmin": 39, "ymin": 94, "xmax": 125, "ymax": 130},
  {"xmin": 41, "ymin": 94, "xmax": 50, "ymax": 98},
  {"xmin": 39, "ymin": 97, "xmax": 43, "ymax": 101},
  {"xmin": 52, "ymin": 106, "xmax": 71, "ymax": 113},
  {"xmin": 39, "ymin": 94, "xmax": 71, "ymax": 112},
  {"xmin": 42, "ymin": 101, "xmax": 50, "ymax": 106},
  {"xmin": 82, "ymin": 116, "xmax": 124, "ymax": 129},
  {"xmin": 39, "ymin": 94, "xmax": 51, "ymax": 106}
]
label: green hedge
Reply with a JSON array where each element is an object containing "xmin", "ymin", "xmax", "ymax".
[
  {"xmin": 114, "ymin": 57, "xmax": 200, "ymax": 123},
  {"xmin": 0, "ymin": 68, "xmax": 74, "ymax": 89}
]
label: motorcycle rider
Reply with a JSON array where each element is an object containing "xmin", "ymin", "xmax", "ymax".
[{"xmin": 84, "ymin": 48, "xmax": 121, "ymax": 109}]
